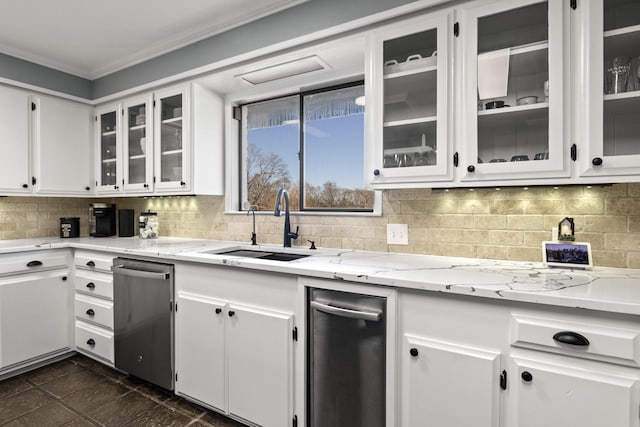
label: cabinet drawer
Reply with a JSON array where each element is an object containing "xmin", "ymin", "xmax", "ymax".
[
  {"xmin": 74, "ymin": 250, "xmax": 114, "ymax": 272},
  {"xmin": 75, "ymin": 294, "xmax": 113, "ymax": 329},
  {"xmin": 75, "ymin": 270, "xmax": 113, "ymax": 300},
  {"xmin": 75, "ymin": 321, "xmax": 114, "ymax": 364},
  {"xmin": 0, "ymin": 250, "xmax": 69, "ymax": 276},
  {"xmin": 511, "ymin": 314, "xmax": 640, "ymax": 367}
]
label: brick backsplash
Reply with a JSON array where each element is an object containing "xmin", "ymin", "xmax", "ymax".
[{"xmin": 2, "ymin": 183, "xmax": 639, "ymax": 268}]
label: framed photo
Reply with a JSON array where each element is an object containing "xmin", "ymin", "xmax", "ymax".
[{"xmin": 542, "ymin": 241, "xmax": 593, "ymax": 269}]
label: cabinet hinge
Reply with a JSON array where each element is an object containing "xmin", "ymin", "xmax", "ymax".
[
  {"xmin": 292, "ymin": 327, "xmax": 298, "ymax": 342},
  {"xmin": 31, "ymin": 102, "xmax": 36, "ymax": 111},
  {"xmin": 453, "ymin": 152, "xmax": 459, "ymax": 167},
  {"xmin": 232, "ymin": 106, "xmax": 242, "ymax": 121},
  {"xmin": 570, "ymin": 0, "xmax": 577, "ymax": 10},
  {"xmin": 500, "ymin": 370, "xmax": 507, "ymax": 390},
  {"xmin": 570, "ymin": 143, "xmax": 577, "ymax": 161},
  {"xmin": 293, "ymin": 415, "xmax": 298, "ymax": 427},
  {"xmin": 454, "ymin": 22, "xmax": 459, "ymax": 37}
]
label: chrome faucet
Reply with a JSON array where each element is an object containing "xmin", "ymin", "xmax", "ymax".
[
  {"xmin": 274, "ymin": 188, "xmax": 298, "ymax": 247},
  {"xmin": 247, "ymin": 206, "xmax": 257, "ymax": 245}
]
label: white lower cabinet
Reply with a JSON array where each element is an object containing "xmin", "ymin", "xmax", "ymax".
[
  {"xmin": 0, "ymin": 270, "xmax": 72, "ymax": 370},
  {"xmin": 401, "ymin": 335, "xmax": 501, "ymax": 427},
  {"xmin": 507, "ymin": 356, "xmax": 640, "ymax": 427},
  {"xmin": 176, "ymin": 292, "xmax": 226, "ymax": 410},
  {"xmin": 175, "ymin": 263, "xmax": 297, "ymax": 427},
  {"xmin": 227, "ymin": 303, "xmax": 293, "ymax": 427}
]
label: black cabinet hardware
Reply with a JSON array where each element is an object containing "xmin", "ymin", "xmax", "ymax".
[
  {"xmin": 86, "ymin": 261, "xmax": 95, "ymax": 267},
  {"xmin": 86, "ymin": 309, "xmax": 95, "ymax": 316},
  {"xmin": 409, "ymin": 348, "xmax": 419, "ymax": 357},
  {"xmin": 62, "ymin": 276, "xmax": 67, "ymax": 281},
  {"xmin": 86, "ymin": 339, "xmax": 96, "ymax": 346},
  {"xmin": 85, "ymin": 186, "xmax": 90, "ymax": 191},
  {"xmin": 454, "ymin": 22, "xmax": 459, "ymax": 37},
  {"xmin": 592, "ymin": 157, "xmax": 603, "ymax": 166},
  {"xmin": 215, "ymin": 308, "xmax": 222, "ymax": 314},
  {"xmin": 521, "ymin": 371, "xmax": 533, "ymax": 382},
  {"xmin": 31, "ymin": 102, "xmax": 36, "ymax": 111},
  {"xmin": 22, "ymin": 184, "xmax": 28, "ymax": 188},
  {"xmin": 86, "ymin": 282, "xmax": 95, "ymax": 289},
  {"xmin": 453, "ymin": 152, "xmax": 459, "ymax": 167},
  {"xmin": 292, "ymin": 327, "xmax": 298, "ymax": 341},
  {"xmin": 114, "ymin": 185, "xmax": 119, "ymax": 190},
  {"xmin": 32, "ymin": 176, "xmax": 36, "ymax": 185},
  {"xmin": 467, "ymin": 165, "xmax": 475, "ymax": 173},
  {"xmin": 144, "ymin": 183, "xmax": 149, "ymax": 188},
  {"xmin": 373, "ymin": 169, "xmax": 380, "ymax": 176},
  {"xmin": 26, "ymin": 260, "xmax": 43, "ymax": 267},
  {"xmin": 553, "ymin": 331, "xmax": 590, "ymax": 346},
  {"xmin": 180, "ymin": 181, "xmax": 186, "ymax": 186},
  {"xmin": 228, "ymin": 310, "xmax": 235, "ymax": 317},
  {"xmin": 570, "ymin": 0, "xmax": 577, "ymax": 10},
  {"xmin": 500, "ymin": 370, "xmax": 507, "ymax": 390},
  {"xmin": 570, "ymin": 143, "xmax": 577, "ymax": 161}
]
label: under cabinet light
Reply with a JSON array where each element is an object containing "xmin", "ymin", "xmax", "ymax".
[{"xmin": 236, "ymin": 55, "xmax": 330, "ymax": 85}]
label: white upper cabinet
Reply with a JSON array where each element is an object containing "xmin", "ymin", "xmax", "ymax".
[
  {"xmin": 579, "ymin": 0, "xmax": 640, "ymax": 178},
  {"xmin": 0, "ymin": 85, "xmax": 32, "ymax": 194},
  {"xmin": 94, "ymin": 103, "xmax": 123, "ymax": 194},
  {"xmin": 366, "ymin": 13, "xmax": 453, "ymax": 188},
  {"xmin": 459, "ymin": 0, "xmax": 570, "ymax": 182},
  {"xmin": 33, "ymin": 94, "xmax": 93, "ymax": 195},
  {"xmin": 123, "ymin": 94, "xmax": 153, "ymax": 193}
]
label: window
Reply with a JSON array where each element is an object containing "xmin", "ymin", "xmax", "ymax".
[{"xmin": 240, "ymin": 82, "xmax": 374, "ymax": 212}]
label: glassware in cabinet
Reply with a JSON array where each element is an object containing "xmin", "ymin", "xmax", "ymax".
[
  {"xmin": 123, "ymin": 95, "xmax": 153, "ymax": 192},
  {"xmin": 96, "ymin": 107, "xmax": 121, "ymax": 192}
]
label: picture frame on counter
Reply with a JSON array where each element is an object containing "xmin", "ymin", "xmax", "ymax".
[{"xmin": 542, "ymin": 241, "xmax": 593, "ymax": 270}]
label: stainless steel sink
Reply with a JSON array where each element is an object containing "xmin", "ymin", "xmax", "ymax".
[{"xmin": 201, "ymin": 248, "xmax": 311, "ymax": 262}]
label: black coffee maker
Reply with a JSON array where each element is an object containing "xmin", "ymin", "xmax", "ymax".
[{"xmin": 89, "ymin": 203, "xmax": 116, "ymax": 237}]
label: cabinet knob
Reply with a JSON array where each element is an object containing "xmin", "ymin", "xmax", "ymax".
[
  {"xmin": 552, "ymin": 331, "xmax": 589, "ymax": 346},
  {"xmin": 86, "ymin": 282, "xmax": 95, "ymax": 289},
  {"xmin": 86, "ymin": 338, "xmax": 96, "ymax": 347},
  {"xmin": 467, "ymin": 165, "xmax": 476, "ymax": 173},
  {"xmin": 22, "ymin": 184, "xmax": 28, "ymax": 189},
  {"xmin": 373, "ymin": 169, "xmax": 380, "ymax": 176},
  {"xmin": 228, "ymin": 310, "xmax": 235, "ymax": 317},
  {"xmin": 85, "ymin": 186, "xmax": 91, "ymax": 191},
  {"xmin": 215, "ymin": 308, "xmax": 222, "ymax": 314},
  {"xmin": 409, "ymin": 348, "xmax": 419, "ymax": 357},
  {"xmin": 521, "ymin": 371, "xmax": 533, "ymax": 382},
  {"xmin": 114, "ymin": 185, "xmax": 119, "ymax": 190},
  {"xmin": 86, "ymin": 261, "xmax": 95, "ymax": 267},
  {"xmin": 143, "ymin": 183, "xmax": 149, "ymax": 188},
  {"xmin": 62, "ymin": 276, "xmax": 68, "ymax": 281},
  {"xmin": 592, "ymin": 157, "xmax": 603, "ymax": 166},
  {"xmin": 180, "ymin": 181, "xmax": 186, "ymax": 186},
  {"xmin": 86, "ymin": 309, "xmax": 95, "ymax": 316}
]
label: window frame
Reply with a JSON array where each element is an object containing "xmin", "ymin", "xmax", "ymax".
[{"xmin": 230, "ymin": 80, "xmax": 381, "ymax": 215}]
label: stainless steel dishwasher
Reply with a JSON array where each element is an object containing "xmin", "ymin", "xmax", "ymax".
[
  {"xmin": 112, "ymin": 258, "xmax": 174, "ymax": 390},
  {"xmin": 308, "ymin": 288, "xmax": 386, "ymax": 427}
]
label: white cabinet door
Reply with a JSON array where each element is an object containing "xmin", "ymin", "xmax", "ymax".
[
  {"xmin": 123, "ymin": 94, "xmax": 154, "ymax": 193},
  {"xmin": 154, "ymin": 85, "xmax": 191, "ymax": 193},
  {"xmin": 401, "ymin": 334, "xmax": 501, "ymax": 427},
  {"xmin": 366, "ymin": 12, "xmax": 453, "ymax": 188},
  {"xmin": 579, "ymin": 0, "xmax": 640, "ymax": 178},
  {"xmin": 33, "ymin": 94, "xmax": 93, "ymax": 195},
  {"xmin": 175, "ymin": 292, "xmax": 226, "ymax": 411},
  {"xmin": 0, "ymin": 271, "xmax": 72, "ymax": 368},
  {"xmin": 227, "ymin": 303, "xmax": 293, "ymax": 427},
  {"xmin": 459, "ymin": 0, "xmax": 570, "ymax": 182},
  {"xmin": 95, "ymin": 102, "xmax": 122, "ymax": 194},
  {"xmin": 508, "ymin": 356, "xmax": 640, "ymax": 427},
  {"xmin": 0, "ymin": 85, "xmax": 31, "ymax": 193}
]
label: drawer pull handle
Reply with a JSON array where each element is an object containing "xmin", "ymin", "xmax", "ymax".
[
  {"xmin": 86, "ymin": 261, "xmax": 95, "ymax": 267},
  {"xmin": 86, "ymin": 282, "xmax": 95, "ymax": 289},
  {"xmin": 86, "ymin": 309, "xmax": 95, "ymax": 316},
  {"xmin": 86, "ymin": 339, "xmax": 96, "ymax": 347},
  {"xmin": 27, "ymin": 260, "xmax": 43, "ymax": 267},
  {"xmin": 553, "ymin": 331, "xmax": 590, "ymax": 347}
]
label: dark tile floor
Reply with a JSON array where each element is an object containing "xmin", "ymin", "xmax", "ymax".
[{"xmin": 0, "ymin": 355, "xmax": 246, "ymax": 426}]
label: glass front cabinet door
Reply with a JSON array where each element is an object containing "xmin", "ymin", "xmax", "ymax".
[
  {"xmin": 459, "ymin": 0, "xmax": 569, "ymax": 182},
  {"xmin": 154, "ymin": 85, "xmax": 191, "ymax": 193},
  {"xmin": 366, "ymin": 13, "xmax": 452, "ymax": 188},
  {"xmin": 580, "ymin": 0, "xmax": 640, "ymax": 178},
  {"xmin": 123, "ymin": 95, "xmax": 153, "ymax": 192},
  {"xmin": 95, "ymin": 103, "xmax": 122, "ymax": 194}
]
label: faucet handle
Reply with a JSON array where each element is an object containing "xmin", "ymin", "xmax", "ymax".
[{"xmin": 289, "ymin": 226, "xmax": 299, "ymax": 240}]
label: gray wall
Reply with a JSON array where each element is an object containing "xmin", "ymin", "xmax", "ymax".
[
  {"xmin": 0, "ymin": 0, "xmax": 417, "ymax": 99},
  {"xmin": 0, "ymin": 53, "xmax": 91, "ymax": 99}
]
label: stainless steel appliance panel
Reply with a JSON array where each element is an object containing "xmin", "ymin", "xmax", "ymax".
[
  {"xmin": 113, "ymin": 258, "xmax": 174, "ymax": 390},
  {"xmin": 308, "ymin": 288, "xmax": 386, "ymax": 427}
]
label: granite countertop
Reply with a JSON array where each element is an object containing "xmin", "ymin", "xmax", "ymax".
[{"xmin": 1, "ymin": 237, "xmax": 640, "ymax": 316}]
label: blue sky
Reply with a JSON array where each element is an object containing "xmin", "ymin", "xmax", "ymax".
[{"xmin": 247, "ymin": 113, "xmax": 365, "ymax": 189}]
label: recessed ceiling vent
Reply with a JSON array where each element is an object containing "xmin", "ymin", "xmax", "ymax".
[{"xmin": 236, "ymin": 55, "xmax": 330, "ymax": 85}]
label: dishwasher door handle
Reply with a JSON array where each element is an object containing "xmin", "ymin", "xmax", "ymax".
[
  {"xmin": 111, "ymin": 265, "xmax": 170, "ymax": 280},
  {"xmin": 310, "ymin": 300, "xmax": 382, "ymax": 322}
]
